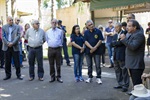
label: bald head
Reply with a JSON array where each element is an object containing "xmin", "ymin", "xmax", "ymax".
[
  {"xmin": 51, "ymin": 18, "xmax": 58, "ymax": 29},
  {"xmin": 7, "ymin": 16, "xmax": 14, "ymax": 25},
  {"xmin": 15, "ymin": 17, "xmax": 20, "ymax": 25}
]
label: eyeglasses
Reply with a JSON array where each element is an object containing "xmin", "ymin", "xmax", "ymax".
[
  {"xmin": 108, "ymin": 22, "xmax": 112, "ymax": 23},
  {"xmin": 52, "ymin": 22, "xmax": 57, "ymax": 24},
  {"xmin": 35, "ymin": 23, "xmax": 40, "ymax": 25},
  {"xmin": 88, "ymin": 23, "xmax": 93, "ymax": 26},
  {"xmin": 17, "ymin": 20, "xmax": 20, "ymax": 21}
]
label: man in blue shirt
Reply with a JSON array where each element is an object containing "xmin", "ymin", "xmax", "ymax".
[
  {"xmin": 105, "ymin": 20, "xmax": 115, "ymax": 68},
  {"xmin": 84, "ymin": 20, "xmax": 103, "ymax": 84},
  {"xmin": 58, "ymin": 20, "xmax": 71, "ymax": 66}
]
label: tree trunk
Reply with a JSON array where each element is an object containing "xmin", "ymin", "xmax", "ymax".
[
  {"xmin": 51, "ymin": 0, "xmax": 54, "ymax": 20},
  {"xmin": 11, "ymin": 0, "xmax": 15, "ymax": 17},
  {"xmin": 38, "ymin": 0, "xmax": 41, "ymax": 21}
]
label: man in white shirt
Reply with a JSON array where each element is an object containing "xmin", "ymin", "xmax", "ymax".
[{"xmin": 45, "ymin": 19, "xmax": 64, "ymax": 83}]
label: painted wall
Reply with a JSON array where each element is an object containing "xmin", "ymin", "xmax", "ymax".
[{"xmin": 0, "ymin": 0, "xmax": 6, "ymax": 25}]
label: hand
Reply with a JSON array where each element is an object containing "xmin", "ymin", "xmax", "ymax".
[
  {"xmin": 142, "ymin": 73, "xmax": 150, "ymax": 79},
  {"xmin": 8, "ymin": 43, "xmax": 13, "ymax": 47},
  {"xmin": 80, "ymin": 47, "xmax": 84, "ymax": 53},
  {"xmin": 90, "ymin": 47, "xmax": 97, "ymax": 53},
  {"xmin": 120, "ymin": 34, "xmax": 126, "ymax": 40}
]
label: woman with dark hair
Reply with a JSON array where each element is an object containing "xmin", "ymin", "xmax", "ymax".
[
  {"xmin": 71, "ymin": 25, "xmax": 85, "ymax": 82},
  {"xmin": 23, "ymin": 23, "xmax": 30, "ymax": 56}
]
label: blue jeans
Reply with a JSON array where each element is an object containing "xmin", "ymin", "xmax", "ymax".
[
  {"xmin": 86, "ymin": 54, "xmax": 101, "ymax": 78},
  {"xmin": 73, "ymin": 54, "xmax": 84, "ymax": 78},
  {"xmin": 62, "ymin": 41, "xmax": 70, "ymax": 64},
  {"xmin": 105, "ymin": 43, "xmax": 113, "ymax": 65},
  {"xmin": 129, "ymin": 95, "xmax": 150, "ymax": 100}
]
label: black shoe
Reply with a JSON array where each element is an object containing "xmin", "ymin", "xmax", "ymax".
[
  {"xmin": 109, "ymin": 65, "xmax": 114, "ymax": 68},
  {"xmin": 57, "ymin": 78, "xmax": 63, "ymax": 83},
  {"xmin": 17, "ymin": 76, "xmax": 23, "ymax": 80},
  {"xmin": 3, "ymin": 77, "xmax": 11, "ymax": 80},
  {"xmin": 126, "ymin": 91, "xmax": 132, "ymax": 95},
  {"xmin": 122, "ymin": 88, "xmax": 128, "ymax": 92},
  {"xmin": 49, "ymin": 78, "xmax": 55, "ymax": 83},
  {"xmin": 67, "ymin": 64, "xmax": 71, "ymax": 66},
  {"xmin": 114, "ymin": 86, "xmax": 122, "ymax": 89}
]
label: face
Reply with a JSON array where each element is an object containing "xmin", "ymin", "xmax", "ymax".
[
  {"xmin": 25, "ymin": 24, "xmax": 30, "ymax": 30},
  {"xmin": 33, "ymin": 23, "xmax": 40, "ymax": 29},
  {"xmin": 15, "ymin": 18, "xmax": 20, "ymax": 25},
  {"xmin": 127, "ymin": 14, "xmax": 133, "ymax": 22},
  {"xmin": 51, "ymin": 20, "xmax": 57, "ymax": 28},
  {"xmin": 127, "ymin": 22, "xmax": 136, "ymax": 33},
  {"xmin": 7, "ymin": 17, "xmax": 13, "ymax": 25},
  {"xmin": 115, "ymin": 25, "xmax": 121, "ymax": 33},
  {"xmin": 75, "ymin": 26, "xmax": 80, "ymax": 34},
  {"xmin": 108, "ymin": 21, "xmax": 113, "ymax": 27},
  {"xmin": 87, "ymin": 22, "xmax": 94, "ymax": 30}
]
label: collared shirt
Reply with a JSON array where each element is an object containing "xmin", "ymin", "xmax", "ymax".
[
  {"xmin": 25, "ymin": 28, "xmax": 45, "ymax": 48},
  {"xmin": 8, "ymin": 26, "xmax": 13, "ymax": 42},
  {"xmin": 45, "ymin": 28, "xmax": 63, "ymax": 48},
  {"xmin": 84, "ymin": 28, "xmax": 103, "ymax": 55},
  {"xmin": 0, "ymin": 27, "xmax": 2, "ymax": 41},
  {"xmin": 105, "ymin": 26, "xmax": 114, "ymax": 43},
  {"xmin": 71, "ymin": 34, "xmax": 85, "ymax": 55}
]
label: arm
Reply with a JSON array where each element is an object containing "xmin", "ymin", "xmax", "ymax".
[
  {"xmin": 84, "ymin": 41, "xmax": 93, "ymax": 49},
  {"xmin": 121, "ymin": 33, "xmax": 145, "ymax": 51},
  {"xmin": 2, "ymin": 27, "xmax": 9, "ymax": 45}
]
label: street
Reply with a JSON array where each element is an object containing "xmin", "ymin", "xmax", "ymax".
[{"xmin": 0, "ymin": 56, "xmax": 150, "ymax": 100}]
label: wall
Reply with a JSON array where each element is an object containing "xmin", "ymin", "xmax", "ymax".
[
  {"xmin": 0, "ymin": 0, "xmax": 6, "ymax": 25},
  {"xmin": 56, "ymin": 3, "xmax": 91, "ymax": 34}
]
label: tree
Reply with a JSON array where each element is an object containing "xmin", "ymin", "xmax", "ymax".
[
  {"xmin": 11, "ymin": 0, "xmax": 16, "ymax": 17},
  {"xmin": 38, "ymin": 0, "xmax": 42, "ymax": 21}
]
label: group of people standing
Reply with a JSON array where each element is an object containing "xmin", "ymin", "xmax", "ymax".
[{"xmin": 0, "ymin": 13, "xmax": 150, "ymax": 99}]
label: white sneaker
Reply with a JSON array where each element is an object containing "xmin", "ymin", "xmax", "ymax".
[
  {"xmin": 85, "ymin": 78, "xmax": 92, "ymax": 83},
  {"xmin": 96, "ymin": 78, "xmax": 102, "ymax": 84}
]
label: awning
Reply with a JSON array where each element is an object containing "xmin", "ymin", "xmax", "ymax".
[
  {"xmin": 90, "ymin": 0, "xmax": 150, "ymax": 11},
  {"xmin": 17, "ymin": 11, "xmax": 32, "ymax": 17},
  {"xmin": 73, "ymin": 0, "xmax": 90, "ymax": 3}
]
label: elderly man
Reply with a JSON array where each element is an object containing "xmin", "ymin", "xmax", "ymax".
[
  {"xmin": 45, "ymin": 19, "xmax": 64, "ymax": 83},
  {"xmin": 2, "ymin": 16, "xmax": 23, "ymax": 80},
  {"xmin": 111, "ymin": 23, "xmax": 129, "ymax": 92},
  {"xmin": 25, "ymin": 20, "xmax": 45, "ymax": 81},
  {"xmin": 0, "ymin": 20, "xmax": 4, "ymax": 69},
  {"xmin": 84, "ymin": 20, "xmax": 103, "ymax": 84},
  {"xmin": 120, "ymin": 19, "xmax": 145, "ymax": 86}
]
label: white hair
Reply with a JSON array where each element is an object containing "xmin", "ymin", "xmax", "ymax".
[{"xmin": 86, "ymin": 20, "xmax": 93, "ymax": 25}]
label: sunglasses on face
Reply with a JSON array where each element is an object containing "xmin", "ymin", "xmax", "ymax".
[
  {"xmin": 88, "ymin": 23, "xmax": 93, "ymax": 26},
  {"xmin": 108, "ymin": 22, "xmax": 112, "ymax": 23},
  {"xmin": 35, "ymin": 23, "xmax": 40, "ymax": 25},
  {"xmin": 17, "ymin": 20, "xmax": 20, "ymax": 21}
]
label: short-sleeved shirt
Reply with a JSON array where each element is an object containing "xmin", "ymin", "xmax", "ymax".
[
  {"xmin": 71, "ymin": 34, "xmax": 85, "ymax": 55},
  {"xmin": 146, "ymin": 27, "xmax": 150, "ymax": 38},
  {"xmin": 105, "ymin": 26, "xmax": 114, "ymax": 43},
  {"xmin": 84, "ymin": 28, "xmax": 103, "ymax": 55}
]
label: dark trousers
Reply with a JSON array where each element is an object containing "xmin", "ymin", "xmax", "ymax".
[
  {"xmin": 100, "ymin": 54, "xmax": 105, "ymax": 64},
  {"xmin": 129, "ymin": 69, "xmax": 144, "ymax": 86},
  {"xmin": 86, "ymin": 54, "xmax": 101, "ymax": 78},
  {"xmin": 114, "ymin": 60, "xmax": 129, "ymax": 88},
  {"xmin": 28, "ymin": 46, "xmax": 44, "ymax": 78},
  {"xmin": 0, "ymin": 41, "xmax": 4, "ymax": 68},
  {"xmin": 61, "ymin": 41, "xmax": 70, "ymax": 64},
  {"xmin": 48, "ymin": 47, "xmax": 62, "ymax": 78},
  {"xmin": 4, "ymin": 47, "xmax": 21, "ymax": 77}
]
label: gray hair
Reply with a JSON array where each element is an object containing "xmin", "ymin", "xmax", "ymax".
[
  {"xmin": 115, "ymin": 23, "xmax": 122, "ymax": 27},
  {"xmin": 98, "ymin": 25, "xmax": 103, "ymax": 29},
  {"xmin": 31, "ymin": 20, "xmax": 39, "ymax": 25},
  {"xmin": 128, "ymin": 13, "xmax": 135, "ymax": 19},
  {"xmin": 86, "ymin": 20, "xmax": 93, "ymax": 25},
  {"xmin": 51, "ymin": 18, "xmax": 58, "ymax": 23}
]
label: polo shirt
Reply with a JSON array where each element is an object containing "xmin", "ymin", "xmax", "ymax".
[
  {"xmin": 84, "ymin": 28, "xmax": 103, "ymax": 55},
  {"xmin": 71, "ymin": 34, "xmax": 85, "ymax": 55}
]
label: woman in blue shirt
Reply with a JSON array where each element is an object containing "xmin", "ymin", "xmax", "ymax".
[{"xmin": 71, "ymin": 25, "xmax": 85, "ymax": 82}]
